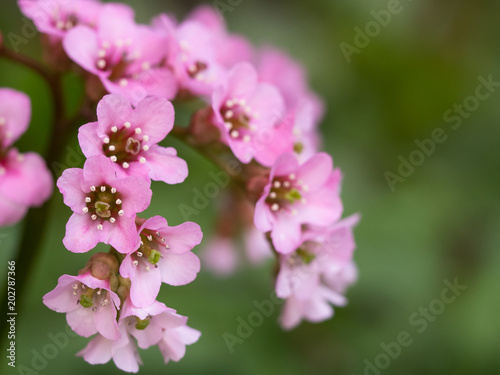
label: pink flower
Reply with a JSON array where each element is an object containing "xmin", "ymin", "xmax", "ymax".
[
  {"xmin": 158, "ymin": 323, "xmax": 201, "ymax": 364},
  {"xmin": 0, "ymin": 89, "xmax": 53, "ymax": 226},
  {"xmin": 57, "ymin": 155, "xmax": 152, "ymax": 253},
  {"xmin": 275, "ymin": 214, "xmax": 360, "ymax": 298},
  {"xmin": 78, "ymin": 94, "xmax": 188, "ymax": 184},
  {"xmin": 63, "ymin": 6, "xmax": 176, "ymax": 104},
  {"xmin": 77, "ymin": 323, "xmax": 142, "ymax": 373},
  {"xmin": 254, "ymin": 152, "xmax": 343, "ymax": 254},
  {"xmin": 18, "ymin": 0, "xmax": 104, "ymax": 41},
  {"xmin": 119, "ymin": 298, "xmax": 191, "ymax": 351},
  {"xmin": 119, "ymin": 216, "xmax": 202, "ymax": 307},
  {"xmin": 275, "ymin": 215, "xmax": 359, "ymax": 329},
  {"xmin": 257, "ymin": 48, "xmax": 324, "ymax": 123},
  {"xmin": 201, "ymin": 236, "xmax": 239, "ymax": 276},
  {"xmin": 211, "ymin": 63, "xmax": 286, "ymax": 166},
  {"xmin": 186, "ymin": 5, "xmax": 253, "ymax": 68},
  {"xmin": 43, "ymin": 271, "xmax": 121, "ymax": 340},
  {"xmin": 154, "ymin": 14, "xmax": 226, "ymax": 97}
]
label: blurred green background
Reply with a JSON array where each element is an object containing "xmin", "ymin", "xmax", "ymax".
[{"xmin": 1, "ymin": 0, "xmax": 500, "ymax": 374}]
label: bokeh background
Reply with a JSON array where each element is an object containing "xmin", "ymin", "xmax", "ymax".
[{"xmin": 1, "ymin": 0, "xmax": 500, "ymax": 374}]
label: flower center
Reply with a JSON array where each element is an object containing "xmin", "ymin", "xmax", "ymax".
[
  {"xmin": 102, "ymin": 122, "xmax": 150, "ymax": 168},
  {"xmin": 82, "ymin": 185, "xmax": 124, "ymax": 229},
  {"xmin": 72, "ymin": 283, "xmax": 110, "ymax": 311},
  {"xmin": 265, "ymin": 173, "xmax": 308, "ymax": 214},
  {"xmin": 131, "ymin": 230, "xmax": 170, "ymax": 271},
  {"xmin": 219, "ymin": 98, "xmax": 257, "ymax": 143}
]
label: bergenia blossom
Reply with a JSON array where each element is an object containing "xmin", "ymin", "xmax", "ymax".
[
  {"xmin": 18, "ymin": 0, "xmax": 104, "ymax": 41},
  {"xmin": 0, "ymin": 88, "xmax": 53, "ymax": 227},
  {"xmin": 120, "ymin": 216, "xmax": 202, "ymax": 307},
  {"xmin": 211, "ymin": 63, "xmax": 286, "ymax": 166},
  {"xmin": 77, "ymin": 322, "xmax": 142, "ymax": 373},
  {"xmin": 63, "ymin": 6, "xmax": 177, "ymax": 104},
  {"xmin": 57, "ymin": 154, "xmax": 152, "ymax": 253},
  {"xmin": 78, "ymin": 94, "xmax": 188, "ymax": 184},
  {"xmin": 43, "ymin": 270, "xmax": 121, "ymax": 340},
  {"xmin": 275, "ymin": 215, "xmax": 359, "ymax": 329},
  {"xmin": 254, "ymin": 152, "xmax": 343, "ymax": 254}
]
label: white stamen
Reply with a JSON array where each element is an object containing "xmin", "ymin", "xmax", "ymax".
[
  {"xmin": 289, "ymin": 173, "xmax": 296, "ymax": 180},
  {"xmin": 90, "ymin": 186, "xmax": 96, "ymax": 192},
  {"xmin": 119, "ymin": 79, "xmax": 128, "ymax": 87},
  {"xmin": 273, "ymin": 181, "xmax": 281, "ymax": 188},
  {"xmin": 137, "ymin": 252, "xmax": 143, "ymax": 257},
  {"xmin": 122, "ymin": 162, "xmax": 129, "ymax": 169},
  {"xmin": 291, "ymin": 209, "xmax": 298, "ymax": 216},
  {"xmin": 271, "ymin": 203, "xmax": 280, "ymax": 212},
  {"xmin": 135, "ymin": 127, "xmax": 142, "ymax": 134},
  {"xmin": 116, "ymin": 199, "xmax": 122, "ymax": 205},
  {"xmin": 225, "ymin": 110, "xmax": 234, "ymax": 119},
  {"xmin": 98, "ymin": 49, "xmax": 106, "ymax": 58},
  {"xmin": 91, "ymin": 214, "xmax": 97, "ymax": 220},
  {"xmin": 82, "ymin": 207, "xmax": 89, "ymax": 213},
  {"xmin": 100, "ymin": 186, "xmax": 106, "ymax": 192},
  {"xmin": 142, "ymin": 135, "xmax": 149, "ymax": 142},
  {"xmin": 111, "ymin": 126, "xmax": 118, "ymax": 133},
  {"xmin": 56, "ymin": 20, "xmax": 65, "ymax": 29},
  {"xmin": 97, "ymin": 59, "xmax": 106, "ymax": 69},
  {"xmin": 85, "ymin": 197, "xmax": 91, "ymax": 203},
  {"xmin": 108, "ymin": 145, "xmax": 116, "ymax": 151},
  {"xmin": 147, "ymin": 235, "xmax": 153, "ymax": 241},
  {"xmin": 103, "ymin": 137, "xmax": 110, "ymax": 144},
  {"xmin": 225, "ymin": 100, "xmax": 234, "ymax": 107},
  {"xmin": 269, "ymin": 192, "xmax": 277, "ymax": 199},
  {"xmin": 161, "ymin": 238, "xmax": 166, "ymax": 243},
  {"xmin": 96, "ymin": 289, "xmax": 101, "ymax": 295},
  {"xmin": 302, "ymin": 185, "xmax": 309, "ymax": 192},
  {"xmin": 224, "ymin": 122, "xmax": 233, "ymax": 129},
  {"xmin": 139, "ymin": 157, "xmax": 146, "ymax": 163},
  {"xmin": 239, "ymin": 99, "xmax": 247, "ymax": 106},
  {"xmin": 133, "ymin": 260, "xmax": 139, "ymax": 266},
  {"xmin": 142, "ymin": 145, "xmax": 149, "ymax": 151},
  {"xmin": 97, "ymin": 224, "xmax": 103, "ymax": 230},
  {"xmin": 110, "ymin": 156, "xmax": 117, "ymax": 162},
  {"xmin": 124, "ymin": 122, "xmax": 131, "ymax": 128},
  {"xmin": 243, "ymin": 135, "xmax": 251, "ymax": 142},
  {"xmin": 111, "ymin": 188, "xmax": 117, "ymax": 194},
  {"xmin": 110, "ymin": 217, "xmax": 116, "ymax": 223},
  {"xmin": 145, "ymin": 266, "xmax": 150, "ymax": 272},
  {"xmin": 73, "ymin": 291, "xmax": 78, "ymax": 295},
  {"xmin": 118, "ymin": 210, "xmax": 124, "ymax": 216},
  {"xmin": 72, "ymin": 284, "xmax": 78, "ymax": 290},
  {"xmin": 230, "ymin": 130, "xmax": 239, "ymax": 138},
  {"xmin": 283, "ymin": 181, "xmax": 291, "ymax": 188},
  {"xmin": 142, "ymin": 62, "xmax": 151, "ymax": 70}
]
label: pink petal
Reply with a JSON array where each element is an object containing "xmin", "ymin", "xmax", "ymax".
[
  {"xmin": 78, "ymin": 122, "xmax": 103, "ymax": 158},
  {"xmin": 94, "ymin": 303, "xmax": 120, "ymax": 340},
  {"xmin": 159, "ymin": 251, "xmax": 200, "ymax": 286},
  {"xmin": 57, "ymin": 168, "xmax": 85, "ymax": 212},
  {"xmin": 271, "ymin": 214, "xmax": 301, "ymax": 254},
  {"xmin": 0, "ymin": 88, "xmax": 31, "ymax": 147},
  {"xmin": 107, "ymin": 216, "xmax": 140, "ymax": 254},
  {"xmin": 77, "ymin": 335, "xmax": 113, "ymax": 364},
  {"xmin": 66, "ymin": 307, "xmax": 97, "ymax": 337},
  {"xmin": 113, "ymin": 176, "xmax": 151, "ymax": 214},
  {"xmin": 43, "ymin": 275, "xmax": 79, "ymax": 313},
  {"xmin": 159, "ymin": 221, "xmax": 203, "ymax": 254},
  {"xmin": 226, "ymin": 63, "xmax": 258, "ymax": 100},
  {"xmin": 63, "ymin": 213, "xmax": 100, "ymax": 253},
  {"xmin": 63, "ymin": 26, "xmax": 101, "ymax": 75},
  {"xmin": 96, "ymin": 94, "xmax": 133, "ymax": 136},
  {"xmin": 146, "ymin": 145, "xmax": 188, "ymax": 184},
  {"xmin": 296, "ymin": 152, "xmax": 333, "ymax": 191},
  {"xmin": 129, "ymin": 96, "xmax": 174, "ymax": 144}
]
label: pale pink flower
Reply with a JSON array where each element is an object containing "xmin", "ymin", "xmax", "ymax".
[
  {"xmin": 43, "ymin": 271, "xmax": 121, "ymax": 340},
  {"xmin": 158, "ymin": 323, "xmax": 201, "ymax": 364},
  {"xmin": 77, "ymin": 323, "xmax": 142, "ymax": 373},
  {"xmin": 201, "ymin": 236, "xmax": 239, "ymax": 276},
  {"xmin": 0, "ymin": 89, "xmax": 53, "ymax": 226},
  {"xmin": 254, "ymin": 152, "xmax": 343, "ymax": 254},
  {"xmin": 63, "ymin": 6, "xmax": 176, "ymax": 104},
  {"xmin": 119, "ymin": 216, "xmax": 202, "ymax": 307},
  {"xmin": 18, "ymin": 0, "xmax": 105, "ymax": 41},
  {"xmin": 57, "ymin": 155, "xmax": 151, "ymax": 253},
  {"xmin": 211, "ymin": 63, "xmax": 286, "ymax": 166},
  {"xmin": 78, "ymin": 94, "xmax": 188, "ymax": 184}
]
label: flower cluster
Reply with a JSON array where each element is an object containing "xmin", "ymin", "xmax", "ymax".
[
  {"xmin": 44, "ymin": 93, "xmax": 202, "ymax": 372},
  {"xmin": 14, "ymin": 0, "xmax": 360, "ymax": 371},
  {"xmin": 0, "ymin": 88, "xmax": 53, "ymax": 226}
]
